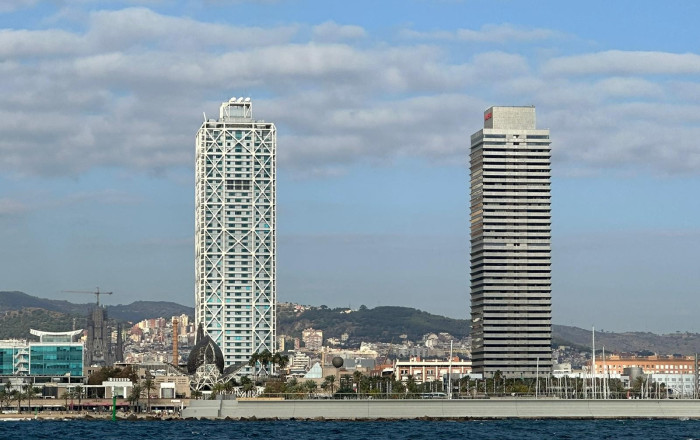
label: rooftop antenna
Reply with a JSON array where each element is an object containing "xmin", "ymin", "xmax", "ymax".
[{"xmin": 203, "ymin": 112, "xmax": 207, "ymax": 122}]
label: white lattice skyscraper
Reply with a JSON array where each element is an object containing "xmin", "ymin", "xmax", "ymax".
[{"xmin": 195, "ymin": 97, "xmax": 276, "ymax": 374}]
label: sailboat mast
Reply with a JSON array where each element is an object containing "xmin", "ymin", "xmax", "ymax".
[{"xmin": 592, "ymin": 326, "xmax": 596, "ymax": 399}]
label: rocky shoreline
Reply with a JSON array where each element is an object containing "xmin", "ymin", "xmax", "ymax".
[{"xmin": 0, "ymin": 412, "xmax": 181, "ymax": 421}]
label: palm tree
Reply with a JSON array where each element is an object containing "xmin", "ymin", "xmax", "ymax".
[
  {"xmin": 259, "ymin": 350, "xmax": 273, "ymax": 377},
  {"xmin": 211, "ymin": 382, "xmax": 226, "ymax": 398},
  {"xmin": 0, "ymin": 385, "xmax": 14, "ymax": 412},
  {"xmin": 60, "ymin": 391, "xmax": 70, "ymax": 411},
  {"xmin": 128, "ymin": 384, "xmax": 142, "ymax": 413},
  {"xmin": 406, "ymin": 375, "xmax": 418, "ymax": 397},
  {"xmin": 323, "ymin": 375, "xmax": 336, "ymax": 395},
  {"xmin": 353, "ymin": 371, "xmax": 363, "ymax": 395},
  {"xmin": 0, "ymin": 388, "xmax": 6, "ymax": 413},
  {"xmin": 24, "ymin": 385, "xmax": 38, "ymax": 413},
  {"xmin": 11, "ymin": 389, "xmax": 22, "ymax": 413},
  {"xmin": 190, "ymin": 390, "xmax": 203, "ymax": 400},
  {"xmin": 248, "ymin": 352, "xmax": 261, "ymax": 381},
  {"xmin": 304, "ymin": 380, "xmax": 317, "ymax": 398},
  {"xmin": 74, "ymin": 385, "xmax": 83, "ymax": 410},
  {"xmin": 240, "ymin": 376, "xmax": 254, "ymax": 396},
  {"xmin": 1, "ymin": 383, "xmax": 10, "ymax": 411},
  {"xmin": 272, "ymin": 352, "xmax": 289, "ymax": 370},
  {"xmin": 493, "ymin": 370, "xmax": 503, "ymax": 396},
  {"xmin": 143, "ymin": 376, "xmax": 156, "ymax": 413},
  {"xmin": 223, "ymin": 380, "xmax": 235, "ymax": 396}
]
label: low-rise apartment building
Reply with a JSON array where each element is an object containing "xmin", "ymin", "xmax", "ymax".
[
  {"xmin": 395, "ymin": 357, "xmax": 472, "ymax": 384},
  {"xmin": 590, "ymin": 355, "xmax": 696, "ymax": 375}
]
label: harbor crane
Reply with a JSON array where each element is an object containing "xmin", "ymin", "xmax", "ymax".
[{"xmin": 62, "ymin": 287, "xmax": 113, "ymax": 306}]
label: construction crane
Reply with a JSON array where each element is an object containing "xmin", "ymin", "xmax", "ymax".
[{"xmin": 62, "ymin": 287, "xmax": 113, "ymax": 306}]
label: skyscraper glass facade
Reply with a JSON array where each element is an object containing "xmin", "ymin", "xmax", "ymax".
[{"xmin": 470, "ymin": 106, "xmax": 552, "ymax": 378}]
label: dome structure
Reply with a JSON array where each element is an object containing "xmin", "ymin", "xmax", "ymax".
[{"xmin": 187, "ymin": 324, "xmax": 224, "ymax": 375}]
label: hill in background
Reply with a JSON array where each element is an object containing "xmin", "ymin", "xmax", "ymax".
[
  {"xmin": 0, "ymin": 291, "xmax": 193, "ymax": 339},
  {"xmin": 553, "ymin": 324, "xmax": 700, "ymax": 355},
  {"xmin": 278, "ymin": 304, "xmax": 469, "ymax": 343},
  {"xmin": 4, "ymin": 291, "xmax": 700, "ymax": 355}
]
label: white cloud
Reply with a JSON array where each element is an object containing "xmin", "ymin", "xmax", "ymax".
[
  {"xmin": 312, "ymin": 21, "xmax": 366, "ymax": 42},
  {"xmin": 0, "ymin": 189, "xmax": 139, "ymax": 218},
  {"xmin": 1, "ymin": 8, "xmax": 699, "ymax": 178},
  {"xmin": 0, "ymin": 0, "xmax": 38, "ymax": 12},
  {"xmin": 400, "ymin": 23, "xmax": 561, "ymax": 43},
  {"xmin": 0, "ymin": 198, "xmax": 27, "ymax": 216},
  {"xmin": 544, "ymin": 50, "xmax": 700, "ymax": 76},
  {"xmin": 592, "ymin": 77, "xmax": 663, "ymax": 98},
  {"xmin": 546, "ymin": 102, "xmax": 700, "ymax": 174},
  {"xmin": 271, "ymin": 93, "xmax": 487, "ymax": 171},
  {"xmin": 87, "ymin": 8, "xmax": 299, "ymax": 51},
  {"xmin": 0, "ymin": 29, "xmax": 85, "ymax": 58}
]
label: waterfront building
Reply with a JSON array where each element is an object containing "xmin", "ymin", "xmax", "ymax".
[
  {"xmin": 0, "ymin": 329, "xmax": 83, "ymax": 376},
  {"xmin": 590, "ymin": 354, "xmax": 697, "ymax": 376},
  {"xmin": 650, "ymin": 372, "xmax": 696, "ymax": 398},
  {"xmin": 395, "ymin": 357, "xmax": 473, "ymax": 384},
  {"xmin": 195, "ymin": 97, "xmax": 276, "ymax": 374},
  {"xmin": 469, "ymin": 106, "xmax": 552, "ymax": 378}
]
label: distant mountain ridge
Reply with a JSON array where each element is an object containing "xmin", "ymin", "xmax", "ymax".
[
  {"xmin": 3, "ymin": 291, "xmax": 700, "ymax": 355},
  {"xmin": 0, "ymin": 291, "xmax": 194, "ymax": 323},
  {"xmin": 280, "ymin": 305, "xmax": 700, "ymax": 355},
  {"xmin": 277, "ymin": 304, "xmax": 470, "ymax": 343},
  {"xmin": 552, "ymin": 325, "xmax": 700, "ymax": 356}
]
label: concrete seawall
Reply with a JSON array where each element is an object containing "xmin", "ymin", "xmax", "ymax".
[{"xmin": 183, "ymin": 399, "xmax": 700, "ymax": 420}]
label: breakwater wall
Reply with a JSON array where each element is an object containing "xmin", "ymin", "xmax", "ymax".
[{"xmin": 183, "ymin": 398, "xmax": 700, "ymax": 420}]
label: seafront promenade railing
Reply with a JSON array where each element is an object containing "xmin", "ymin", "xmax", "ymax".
[{"xmin": 241, "ymin": 391, "xmax": 637, "ymax": 400}]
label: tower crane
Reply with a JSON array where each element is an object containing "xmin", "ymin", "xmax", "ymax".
[{"xmin": 62, "ymin": 287, "xmax": 113, "ymax": 306}]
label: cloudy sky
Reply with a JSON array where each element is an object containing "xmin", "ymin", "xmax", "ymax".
[{"xmin": 1, "ymin": 0, "xmax": 698, "ymax": 333}]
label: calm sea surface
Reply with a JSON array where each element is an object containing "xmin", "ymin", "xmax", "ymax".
[{"xmin": 2, "ymin": 419, "xmax": 700, "ymax": 439}]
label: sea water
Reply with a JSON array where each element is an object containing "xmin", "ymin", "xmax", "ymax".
[{"xmin": 2, "ymin": 419, "xmax": 700, "ymax": 439}]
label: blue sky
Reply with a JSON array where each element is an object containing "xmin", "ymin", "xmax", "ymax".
[{"xmin": 1, "ymin": 0, "xmax": 699, "ymax": 333}]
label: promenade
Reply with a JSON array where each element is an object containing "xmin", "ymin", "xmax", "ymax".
[{"xmin": 183, "ymin": 398, "xmax": 700, "ymax": 420}]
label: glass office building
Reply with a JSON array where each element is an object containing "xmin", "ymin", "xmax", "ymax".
[
  {"xmin": 29, "ymin": 345, "xmax": 83, "ymax": 376},
  {"xmin": 0, "ymin": 329, "xmax": 84, "ymax": 376}
]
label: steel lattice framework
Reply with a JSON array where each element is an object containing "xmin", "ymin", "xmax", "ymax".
[{"xmin": 195, "ymin": 98, "xmax": 276, "ymax": 375}]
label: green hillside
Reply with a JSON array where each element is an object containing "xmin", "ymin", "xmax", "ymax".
[
  {"xmin": 0, "ymin": 308, "xmax": 86, "ymax": 340},
  {"xmin": 278, "ymin": 304, "xmax": 469, "ymax": 343},
  {"xmin": 0, "ymin": 291, "xmax": 193, "ymax": 324}
]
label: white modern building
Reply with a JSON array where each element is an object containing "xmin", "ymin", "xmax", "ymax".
[
  {"xmin": 195, "ymin": 97, "xmax": 276, "ymax": 374},
  {"xmin": 469, "ymin": 106, "xmax": 552, "ymax": 378},
  {"xmin": 650, "ymin": 373, "xmax": 696, "ymax": 398}
]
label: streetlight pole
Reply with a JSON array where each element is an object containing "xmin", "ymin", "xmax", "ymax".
[{"xmin": 448, "ymin": 341, "xmax": 453, "ymax": 400}]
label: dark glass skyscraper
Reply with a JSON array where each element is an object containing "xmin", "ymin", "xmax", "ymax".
[{"xmin": 470, "ymin": 106, "xmax": 552, "ymax": 378}]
